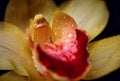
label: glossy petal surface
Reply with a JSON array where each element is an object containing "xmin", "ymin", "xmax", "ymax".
[
  {"xmin": 27, "ymin": 11, "xmax": 89, "ymax": 80},
  {"xmin": 60, "ymin": 0, "xmax": 109, "ymax": 40}
]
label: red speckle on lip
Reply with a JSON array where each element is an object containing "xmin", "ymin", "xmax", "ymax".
[{"xmin": 35, "ymin": 29, "xmax": 89, "ymax": 79}]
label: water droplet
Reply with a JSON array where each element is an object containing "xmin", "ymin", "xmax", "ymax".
[
  {"xmin": 65, "ymin": 39, "xmax": 70, "ymax": 43},
  {"xmin": 32, "ymin": 56, "xmax": 34, "ymax": 59},
  {"xmin": 63, "ymin": 46, "xmax": 68, "ymax": 50},
  {"xmin": 64, "ymin": 22, "xmax": 67, "ymax": 26},
  {"xmin": 63, "ymin": 16, "xmax": 66, "ymax": 19},
  {"xmin": 54, "ymin": 32, "xmax": 57, "ymax": 36},
  {"xmin": 71, "ymin": 24, "xmax": 74, "ymax": 27},
  {"xmin": 71, "ymin": 55, "xmax": 76, "ymax": 60},
  {"xmin": 62, "ymin": 32, "xmax": 65, "ymax": 36},
  {"xmin": 86, "ymin": 47, "xmax": 88, "ymax": 50},
  {"xmin": 68, "ymin": 33, "xmax": 72, "ymax": 38},
  {"xmin": 36, "ymin": 23, "xmax": 44, "ymax": 28},
  {"xmin": 35, "ymin": 65, "xmax": 37, "ymax": 68}
]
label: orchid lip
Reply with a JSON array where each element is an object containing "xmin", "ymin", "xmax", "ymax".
[{"xmin": 27, "ymin": 11, "xmax": 90, "ymax": 80}]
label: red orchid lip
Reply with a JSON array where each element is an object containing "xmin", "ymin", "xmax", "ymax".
[
  {"xmin": 27, "ymin": 11, "xmax": 89, "ymax": 80},
  {"xmin": 35, "ymin": 29, "xmax": 89, "ymax": 80}
]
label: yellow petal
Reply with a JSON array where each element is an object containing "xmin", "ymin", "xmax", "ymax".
[
  {"xmin": 84, "ymin": 35, "xmax": 120, "ymax": 80},
  {"xmin": 0, "ymin": 71, "xmax": 28, "ymax": 81},
  {"xmin": 60, "ymin": 0, "xmax": 109, "ymax": 41},
  {"xmin": 5, "ymin": 0, "xmax": 57, "ymax": 31},
  {"xmin": 0, "ymin": 22, "xmax": 51, "ymax": 81}
]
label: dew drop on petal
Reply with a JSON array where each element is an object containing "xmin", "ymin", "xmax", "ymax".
[
  {"xmin": 64, "ymin": 22, "xmax": 67, "ymax": 26},
  {"xmin": 68, "ymin": 33, "xmax": 73, "ymax": 38}
]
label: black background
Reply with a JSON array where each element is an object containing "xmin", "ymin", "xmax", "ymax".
[{"xmin": 0, "ymin": 0, "xmax": 120, "ymax": 81}]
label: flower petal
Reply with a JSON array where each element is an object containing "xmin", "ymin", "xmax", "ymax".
[
  {"xmin": 0, "ymin": 22, "xmax": 51, "ymax": 81},
  {"xmin": 0, "ymin": 71, "xmax": 28, "ymax": 81},
  {"xmin": 60, "ymin": 0, "xmax": 109, "ymax": 41},
  {"xmin": 27, "ymin": 11, "xmax": 89, "ymax": 81},
  {"xmin": 84, "ymin": 35, "xmax": 120, "ymax": 80},
  {"xmin": 5, "ymin": 0, "xmax": 57, "ymax": 31}
]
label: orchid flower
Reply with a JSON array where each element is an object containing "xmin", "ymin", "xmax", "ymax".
[{"xmin": 0, "ymin": 0, "xmax": 120, "ymax": 81}]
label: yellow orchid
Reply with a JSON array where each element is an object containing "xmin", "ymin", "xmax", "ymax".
[{"xmin": 0, "ymin": 0, "xmax": 120, "ymax": 81}]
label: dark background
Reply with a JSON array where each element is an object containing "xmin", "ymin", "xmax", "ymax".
[{"xmin": 0, "ymin": 0, "xmax": 120, "ymax": 81}]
